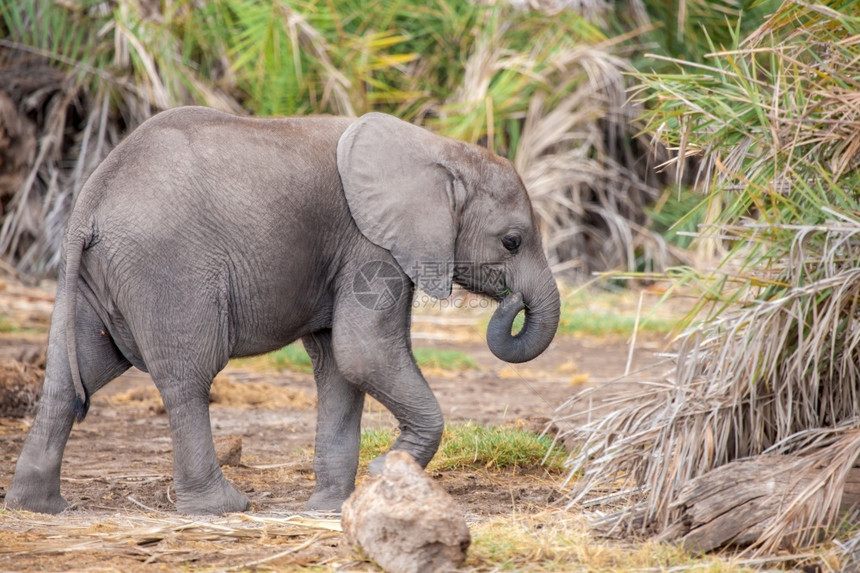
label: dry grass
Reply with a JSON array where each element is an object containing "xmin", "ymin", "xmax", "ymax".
[
  {"xmin": 0, "ymin": 510, "xmax": 344, "ymax": 571},
  {"xmin": 109, "ymin": 373, "xmax": 316, "ymax": 412},
  {"xmin": 2, "ymin": 506, "xmax": 815, "ymax": 572},
  {"xmin": 466, "ymin": 509, "xmax": 787, "ymax": 571},
  {"xmin": 210, "ymin": 374, "xmax": 316, "ymax": 410},
  {"xmin": 555, "ymin": 0, "xmax": 860, "ymax": 555}
]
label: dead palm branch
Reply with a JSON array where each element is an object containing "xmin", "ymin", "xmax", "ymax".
[
  {"xmin": 0, "ymin": 0, "xmax": 240, "ymax": 275},
  {"xmin": 433, "ymin": 6, "xmax": 679, "ymax": 277}
]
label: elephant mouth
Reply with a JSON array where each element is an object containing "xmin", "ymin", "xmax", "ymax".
[
  {"xmin": 491, "ymin": 287, "xmax": 513, "ymax": 303},
  {"xmin": 453, "ymin": 280, "xmax": 507, "ymax": 303}
]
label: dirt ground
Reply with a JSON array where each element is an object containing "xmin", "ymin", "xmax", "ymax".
[{"xmin": 0, "ymin": 275, "xmax": 674, "ymax": 571}]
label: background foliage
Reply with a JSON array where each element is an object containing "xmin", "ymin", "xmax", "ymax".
[{"xmin": 0, "ymin": 0, "xmax": 765, "ymax": 277}]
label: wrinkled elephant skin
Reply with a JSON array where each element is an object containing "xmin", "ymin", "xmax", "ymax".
[{"xmin": 5, "ymin": 108, "xmax": 560, "ymax": 515}]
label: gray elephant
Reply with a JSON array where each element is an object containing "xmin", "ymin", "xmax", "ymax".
[{"xmin": 5, "ymin": 108, "xmax": 560, "ymax": 515}]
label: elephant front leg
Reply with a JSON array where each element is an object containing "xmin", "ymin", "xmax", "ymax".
[
  {"xmin": 156, "ymin": 382, "xmax": 250, "ymax": 515},
  {"xmin": 303, "ymin": 331, "xmax": 365, "ymax": 512},
  {"xmin": 332, "ymin": 294, "xmax": 445, "ymax": 476},
  {"xmin": 363, "ymin": 381, "xmax": 445, "ymax": 477}
]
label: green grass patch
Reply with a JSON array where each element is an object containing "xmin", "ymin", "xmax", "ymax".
[
  {"xmin": 412, "ymin": 348, "xmax": 478, "ymax": 371},
  {"xmin": 557, "ymin": 290, "xmax": 679, "ymax": 338},
  {"xmin": 558, "ymin": 307, "xmax": 676, "ymax": 337},
  {"xmin": 433, "ymin": 423, "xmax": 566, "ymax": 471},
  {"xmin": 359, "ymin": 428, "xmax": 398, "ymax": 465},
  {"xmin": 360, "ymin": 423, "xmax": 566, "ymax": 472},
  {"xmin": 0, "ymin": 315, "xmax": 16, "ymax": 333},
  {"xmin": 265, "ymin": 343, "xmax": 313, "ymax": 373}
]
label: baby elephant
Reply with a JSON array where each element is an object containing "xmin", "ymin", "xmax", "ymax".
[{"xmin": 6, "ymin": 108, "xmax": 560, "ymax": 515}]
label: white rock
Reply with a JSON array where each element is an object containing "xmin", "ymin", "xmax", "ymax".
[{"xmin": 341, "ymin": 451, "xmax": 471, "ymax": 573}]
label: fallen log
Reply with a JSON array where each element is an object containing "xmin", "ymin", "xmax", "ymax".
[{"xmin": 663, "ymin": 455, "xmax": 860, "ymax": 553}]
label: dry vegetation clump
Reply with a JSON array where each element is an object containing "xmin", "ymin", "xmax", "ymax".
[
  {"xmin": 209, "ymin": 374, "xmax": 316, "ymax": 410},
  {"xmin": 555, "ymin": 0, "xmax": 860, "ymax": 555},
  {"xmin": 0, "ymin": 359, "xmax": 42, "ymax": 417},
  {"xmin": 107, "ymin": 385, "xmax": 165, "ymax": 413},
  {"xmin": 0, "ymin": 53, "xmax": 94, "ymax": 272},
  {"xmin": 0, "ymin": 0, "xmax": 239, "ymax": 274},
  {"xmin": 109, "ymin": 374, "xmax": 315, "ymax": 411}
]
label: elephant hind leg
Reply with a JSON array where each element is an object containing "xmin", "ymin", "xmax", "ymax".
[
  {"xmin": 140, "ymin": 309, "xmax": 248, "ymax": 515},
  {"xmin": 6, "ymin": 291, "xmax": 132, "ymax": 514},
  {"xmin": 153, "ymin": 376, "xmax": 250, "ymax": 514}
]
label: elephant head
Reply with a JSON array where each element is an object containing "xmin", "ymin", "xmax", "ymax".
[{"xmin": 337, "ymin": 113, "xmax": 560, "ymax": 363}]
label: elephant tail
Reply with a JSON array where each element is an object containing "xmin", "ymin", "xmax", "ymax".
[{"xmin": 64, "ymin": 228, "xmax": 89, "ymax": 423}]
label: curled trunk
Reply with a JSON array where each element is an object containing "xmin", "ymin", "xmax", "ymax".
[{"xmin": 486, "ymin": 278, "xmax": 560, "ymax": 364}]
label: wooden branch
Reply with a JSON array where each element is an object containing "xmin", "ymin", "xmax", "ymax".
[{"xmin": 663, "ymin": 455, "xmax": 860, "ymax": 554}]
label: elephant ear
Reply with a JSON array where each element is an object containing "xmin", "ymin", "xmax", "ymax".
[{"xmin": 337, "ymin": 113, "xmax": 464, "ymax": 299}]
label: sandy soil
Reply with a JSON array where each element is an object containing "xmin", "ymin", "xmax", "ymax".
[{"xmin": 0, "ymin": 276, "xmax": 673, "ymax": 571}]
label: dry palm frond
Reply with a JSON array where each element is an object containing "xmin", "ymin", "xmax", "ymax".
[
  {"xmin": 556, "ymin": 0, "xmax": 860, "ymax": 554},
  {"xmin": 559, "ymin": 222, "xmax": 860, "ymax": 544},
  {"xmin": 0, "ymin": 0, "xmax": 240, "ymax": 275},
  {"xmin": 530, "ymin": 41, "xmax": 688, "ymax": 274},
  {"xmin": 437, "ymin": 7, "xmax": 675, "ymax": 277},
  {"xmin": 561, "ymin": 222, "xmax": 860, "ymax": 549}
]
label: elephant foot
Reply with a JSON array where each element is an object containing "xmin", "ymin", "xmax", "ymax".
[
  {"xmin": 306, "ymin": 486, "xmax": 353, "ymax": 512},
  {"xmin": 175, "ymin": 478, "xmax": 250, "ymax": 515},
  {"xmin": 5, "ymin": 481, "xmax": 69, "ymax": 515}
]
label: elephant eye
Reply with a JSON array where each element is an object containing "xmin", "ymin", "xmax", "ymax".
[{"xmin": 501, "ymin": 234, "xmax": 521, "ymax": 254}]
